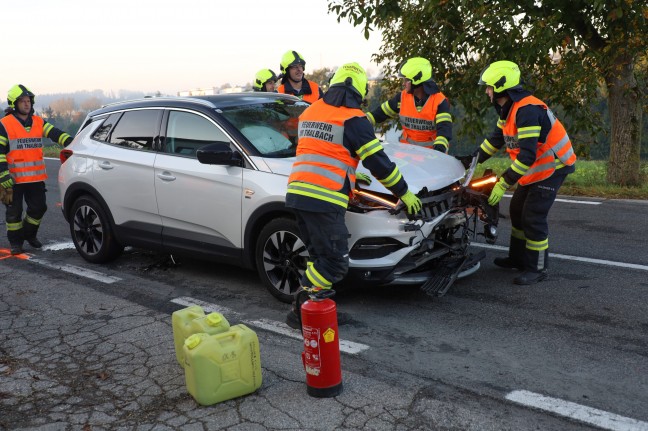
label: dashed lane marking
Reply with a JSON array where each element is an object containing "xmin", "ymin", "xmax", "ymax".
[
  {"xmin": 472, "ymin": 243, "xmax": 648, "ymax": 272},
  {"xmin": 170, "ymin": 296, "xmax": 370, "ymax": 355},
  {"xmin": 28, "ymin": 257, "xmax": 122, "ymax": 284},
  {"xmin": 506, "ymin": 390, "xmax": 648, "ymax": 431},
  {"xmin": 41, "ymin": 241, "xmax": 77, "ymax": 251},
  {"xmin": 171, "ymin": 296, "xmax": 240, "ymax": 318},
  {"xmin": 502, "ymin": 195, "xmax": 602, "ymax": 205}
]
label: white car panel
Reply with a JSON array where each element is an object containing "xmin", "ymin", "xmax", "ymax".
[
  {"xmin": 154, "ymin": 153, "xmax": 243, "ymax": 248},
  {"xmin": 90, "ymin": 144, "xmax": 161, "ymax": 227}
]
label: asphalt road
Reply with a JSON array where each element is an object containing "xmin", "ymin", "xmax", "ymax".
[{"xmin": 1, "ymin": 158, "xmax": 647, "ymax": 430}]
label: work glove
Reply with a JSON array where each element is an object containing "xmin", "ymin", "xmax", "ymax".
[
  {"xmin": 0, "ymin": 178, "xmax": 13, "ymax": 189},
  {"xmin": 356, "ymin": 172, "xmax": 372, "ymax": 185},
  {"xmin": 400, "ymin": 190, "xmax": 422, "ymax": 215},
  {"xmin": 455, "ymin": 154, "xmax": 474, "ymax": 170},
  {"xmin": 488, "ymin": 178, "xmax": 510, "ymax": 206},
  {"xmin": 0, "ymin": 187, "xmax": 12, "ymax": 205}
]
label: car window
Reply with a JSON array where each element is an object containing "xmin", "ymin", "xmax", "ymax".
[
  {"xmin": 91, "ymin": 113, "xmax": 122, "ymax": 142},
  {"xmin": 108, "ymin": 109, "xmax": 162, "ymax": 151},
  {"xmin": 220, "ymin": 101, "xmax": 308, "ymax": 157},
  {"xmin": 163, "ymin": 111, "xmax": 232, "ymax": 158}
]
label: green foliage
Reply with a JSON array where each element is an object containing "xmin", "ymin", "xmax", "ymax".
[
  {"xmin": 305, "ymin": 67, "xmax": 336, "ymax": 91},
  {"xmin": 328, "ymin": 0, "xmax": 647, "ymax": 158},
  {"xmin": 476, "ymin": 158, "xmax": 648, "ymax": 198}
]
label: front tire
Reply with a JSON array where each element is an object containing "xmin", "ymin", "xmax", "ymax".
[
  {"xmin": 69, "ymin": 196, "xmax": 123, "ymax": 263},
  {"xmin": 255, "ymin": 217, "xmax": 308, "ymax": 303}
]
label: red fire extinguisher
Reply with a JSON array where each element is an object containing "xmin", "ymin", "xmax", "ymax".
[{"xmin": 300, "ymin": 290, "xmax": 343, "ymax": 398}]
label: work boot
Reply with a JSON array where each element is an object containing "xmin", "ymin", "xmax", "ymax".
[
  {"xmin": 515, "ymin": 242, "xmax": 549, "ymax": 285},
  {"xmin": 493, "ymin": 257, "xmax": 524, "ymax": 270},
  {"xmin": 286, "ymin": 307, "xmax": 301, "ymax": 330},
  {"xmin": 285, "ymin": 289, "xmax": 312, "ymax": 330},
  {"xmin": 26, "ymin": 238, "xmax": 42, "ymax": 249},
  {"xmin": 495, "ymin": 234, "xmax": 526, "ymax": 270},
  {"xmin": 10, "ymin": 243, "xmax": 24, "ymax": 255},
  {"xmin": 514, "ymin": 270, "xmax": 548, "ymax": 285}
]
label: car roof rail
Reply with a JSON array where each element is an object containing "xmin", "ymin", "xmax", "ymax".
[{"xmin": 99, "ymin": 96, "xmax": 216, "ymax": 109}]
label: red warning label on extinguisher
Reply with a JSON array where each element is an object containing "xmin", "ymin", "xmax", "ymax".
[{"xmin": 302, "ymin": 325, "xmax": 321, "ymax": 376}]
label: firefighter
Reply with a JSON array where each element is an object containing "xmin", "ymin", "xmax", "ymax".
[
  {"xmin": 277, "ymin": 50, "xmax": 323, "ymax": 103},
  {"xmin": 0, "ymin": 85, "xmax": 73, "ymax": 255},
  {"xmin": 252, "ymin": 68, "xmax": 278, "ymax": 92},
  {"xmin": 367, "ymin": 57, "xmax": 452, "ymax": 153},
  {"xmin": 285, "ymin": 62, "xmax": 422, "ymax": 328},
  {"xmin": 472, "ymin": 60, "xmax": 576, "ymax": 285}
]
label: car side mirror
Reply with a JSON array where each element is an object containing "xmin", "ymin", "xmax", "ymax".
[{"xmin": 196, "ymin": 142, "xmax": 243, "ymax": 167}]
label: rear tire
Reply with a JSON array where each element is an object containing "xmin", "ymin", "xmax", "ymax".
[
  {"xmin": 255, "ymin": 217, "xmax": 308, "ymax": 303},
  {"xmin": 69, "ymin": 195, "xmax": 123, "ymax": 263}
]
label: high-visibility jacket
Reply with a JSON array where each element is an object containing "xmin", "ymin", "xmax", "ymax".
[
  {"xmin": 503, "ymin": 95, "xmax": 576, "ymax": 185},
  {"xmin": 399, "ymin": 90, "xmax": 449, "ymax": 148},
  {"xmin": 2, "ymin": 115, "xmax": 47, "ymax": 183},
  {"xmin": 278, "ymin": 80, "xmax": 321, "ymax": 104},
  {"xmin": 287, "ymin": 100, "xmax": 364, "ymax": 209}
]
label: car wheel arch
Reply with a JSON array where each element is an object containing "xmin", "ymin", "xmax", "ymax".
[
  {"xmin": 243, "ymin": 202, "xmax": 296, "ymax": 270},
  {"xmin": 63, "ymin": 183, "xmax": 119, "ymax": 232}
]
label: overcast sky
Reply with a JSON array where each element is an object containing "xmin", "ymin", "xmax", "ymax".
[{"xmin": 2, "ymin": 0, "xmax": 384, "ymax": 96}]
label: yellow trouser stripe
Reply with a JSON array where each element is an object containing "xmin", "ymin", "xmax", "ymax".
[{"xmin": 526, "ymin": 238, "xmax": 549, "ymax": 251}]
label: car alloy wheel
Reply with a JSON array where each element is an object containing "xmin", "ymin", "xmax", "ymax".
[
  {"xmin": 69, "ymin": 196, "xmax": 123, "ymax": 263},
  {"xmin": 255, "ymin": 218, "xmax": 308, "ymax": 303}
]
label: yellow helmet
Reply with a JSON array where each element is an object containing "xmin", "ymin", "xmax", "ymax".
[
  {"xmin": 478, "ymin": 60, "xmax": 521, "ymax": 92},
  {"xmin": 8, "ymin": 84, "xmax": 35, "ymax": 108},
  {"xmin": 280, "ymin": 50, "xmax": 306, "ymax": 74},
  {"xmin": 398, "ymin": 57, "xmax": 432, "ymax": 86},
  {"xmin": 253, "ymin": 69, "xmax": 278, "ymax": 91},
  {"xmin": 329, "ymin": 62, "xmax": 368, "ymax": 98}
]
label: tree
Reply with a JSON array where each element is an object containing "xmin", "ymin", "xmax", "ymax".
[
  {"xmin": 306, "ymin": 67, "xmax": 336, "ymax": 92},
  {"xmin": 80, "ymin": 96, "xmax": 103, "ymax": 112},
  {"xmin": 328, "ymin": 0, "xmax": 647, "ymax": 185},
  {"xmin": 49, "ymin": 97, "xmax": 76, "ymax": 119}
]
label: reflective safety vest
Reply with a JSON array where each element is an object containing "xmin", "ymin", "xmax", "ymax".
[
  {"xmin": 287, "ymin": 100, "xmax": 363, "ymax": 209},
  {"xmin": 2, "ymin": 115, "xmax": 47, "ymax": 184},
  {"xmin": 503, "ymin": 96, "xmax": 576, "ymax": 185},
  {"xmin": 399, "ymin": 90, "xmax": 446, "ymax": 147},
  {"xmin": 277, "ymin": 80, "xmax": 321, "ymax": 104}
]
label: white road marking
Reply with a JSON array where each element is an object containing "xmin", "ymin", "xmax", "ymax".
[
  {"xmin": 41, "ymin": 241, "xmax": 76, "ymax": 251},
  {"xmin": 555, "ymin": 198, "xmax": 602, "ymax": 205},
  {"xmin": 472, "ymin": 243, "xmax": 648, "ymax": 272},
  {"xmin": 502, "ymin": 195, "xmax": 602, "ymax": 205},
  {"xmin": 170, "ymin": 297, "xmax": 370, "ymax": 355},
  {"xmin": 171, "ymin": 296, "xmax": 240, "ymax": 318},
  {"xmin": 29, "ymin": 258, "xmax": 122, "ymax": 284},
  {"xmin": 506, "ymin": 390, "xmax": 648, "ymax": 431},
  {"xmin": 247, "ymin": 318, "xmax": 370, "ymax": 354}
]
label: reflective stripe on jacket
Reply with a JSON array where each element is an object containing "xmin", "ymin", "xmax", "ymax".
[
  {"xmin": 2, "ymin": 115, "xmax": 47, "ymax": 183},
  {"xmin": 399, "ymin": 90, "xmax": 447, "ymax": 147},
  {"xmin": 287, "ymin": 99, "xmax": 363, "ymax": 209},
  {"xmin": 503, "ymin": 96, "xmax": 576, "ymax": 185},
  {"xmin": 277, "ymin": 80, "xmax": 321, "ymax": 104}
]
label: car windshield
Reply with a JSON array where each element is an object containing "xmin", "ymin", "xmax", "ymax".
[{"xmin": 220, "ymin": 100, "xmax": 309, "ymax": 158}]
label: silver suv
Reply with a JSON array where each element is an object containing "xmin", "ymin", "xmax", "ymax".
[{"xmin": 59, "ymin": 93, "xmax": 497, "ymax": 302}]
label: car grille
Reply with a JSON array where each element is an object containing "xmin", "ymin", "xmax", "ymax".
[
  {"xmin": 349, "ymin": 237, "xmax": 406, "ymax": 260},
  {"xmin": 417, "ymin": 188, "xmax": 460, "ymax": 221}
]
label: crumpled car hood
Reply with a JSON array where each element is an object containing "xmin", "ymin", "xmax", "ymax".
[{"xmin": 259, "ymin": 141, "xmax": 465, "ymax": 193}]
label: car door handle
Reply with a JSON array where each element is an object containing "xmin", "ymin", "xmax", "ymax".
[
  {"xmin": 157, "ymin": 172, "xmax": 176, "ymax": 181},
  {"xmin": 98, "ymin": 161, "xmax": 113, "ymax": 170}
]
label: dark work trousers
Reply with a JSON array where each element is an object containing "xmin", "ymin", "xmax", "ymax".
[
  {"xmin": 508, "ymin": 172, "xmax": 568, "ymax": 271},
  {"xmin": 294, "ymin": 209, "xmax": 350, "ymax": 289},
  {"xmin": 5, "ymin": 181, "xmax": 47, "ymax": 245}
]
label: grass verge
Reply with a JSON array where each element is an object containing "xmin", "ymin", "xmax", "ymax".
[{"xmin": 478, "ymin": 158, "xmax": 648, "ymax": 200}]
